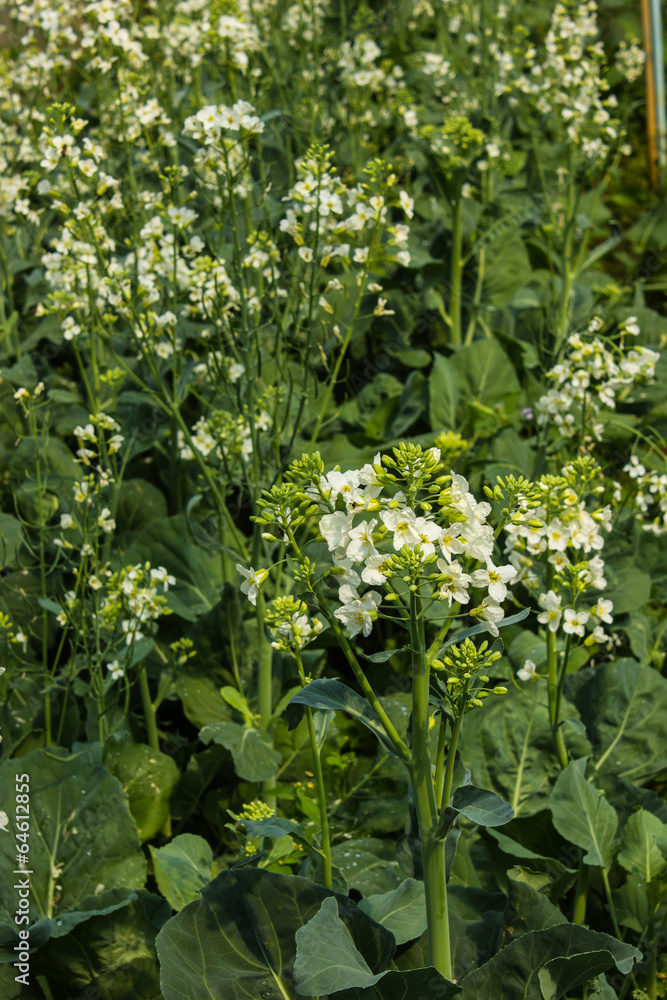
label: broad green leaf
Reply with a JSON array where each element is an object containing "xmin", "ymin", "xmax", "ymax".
[
  {"xmin": 0, "ymin": 512, "xmax": 25, "ymax": 567},
  {"xmin": 150, "ymin": 834, "xmax": 213, "ymax": 911},
  {"xmin": 604, "ymin": 561, "xmax": 651, "ymax": 615},
  {"xmin": 115, "ymin": 478, "xmax": 168, "ymax": 532},
  {"xmin": 618, "ymin": 809, "xmax": 667, "ymax": 882},
  {"xmin": 0, "ymin": 747, "xmax": 146, "ymax": 955},
  {"xmin": 200, "ymin": 719, "xmax": 281, "ymax": 782},
  {"xmin": 31, "ymin": 896, "xmax": 163, "ymax": 1000},
  {"xmin": 455, "ymin": 339, "xmax": 521, "ymax": 412},
  {"xmin": 175, "ymin": 662, "xmax": 232, "ymax": 728},
  {"xmin": 286, "ymin": 679, "xmax": 400, "ymax": 758},
  {"xmin": 502, "ymin": 871, "xmax": 568, "ymax": 939},
  {"xmin": 568, "ymin": 659, "xmax": 667, "ymax": 784},
  {"xmin": 123, "ymin": 514, "xmax": 223, "ymax": 621},
  {"xmin": 220, "ymin": 684, "xmax": 254, "ymax": 722},
  {"xmin": 429, "ymin": 353, "xmax": 460, "ymax": 430},
  {"xmin": 358, "ymin": 879, "xmax": 427, "ymax": 945},
  {"xmin": 550, "ymin": 759, "xmax": 617, "ymax": 868},
  {"xmin": 457, "ymin": 686, "xmax": 590, "ymax": 816},
  {"xmin": 485, "ymin": 829, "xmax": 576, "ymax": 901},
  {"xmin": 538, "ymin": 943, "xmax": 635, "ymax": 1000},
  {"xmin": 451, "ymin": 784, "xmax": 514, "ymax": 827},
  {"xmin": 331, "ymin": 838, "xmax": 402, "ymax": 895},
  {"xmin": 105, "ymin": 741, "xmax": 180, "ymax": 842},
  {"xmin": 338, "ymin": 969, "xmax": 462, "ymax": 999},
  {"xmin": 461, "ymin": 925, "xmax": 640, "ymax": 1000},
  {"xmin": 294, "ymin": 897, "xmax": 385, "ymax": 995},
  {"xmin": 156, "ymin": 868, "xmax": 395, "ymax": 1000},
  {"xmin": 242, "ymin": 817, "xmax": 307, "ymax": 842},
  {"xmin": 480, "ymin": 228, "xmax": 532, "ymax": 307}
]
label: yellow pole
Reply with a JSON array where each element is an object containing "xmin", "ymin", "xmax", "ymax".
[{"xmin": 641, "ymin": 0, "xmax": 659, "ymax": 190}]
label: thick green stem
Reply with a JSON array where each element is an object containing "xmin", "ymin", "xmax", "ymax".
[
  {"xmin": 572, "ymin": 862, "xmax": 590, "ymax": 925},
  {"xmin": 421, "ymin": 837, "xmax": 452, "ymax": 980},
  {"xmin": 410, "ymin": 591, "xmax": 453, "ymax": 981}
]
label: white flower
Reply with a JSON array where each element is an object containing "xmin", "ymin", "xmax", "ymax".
[
  {"xmin": 398, "ymin": 190, "xmax": 414, "ymax": 218},
  {"xmin": 361, "ymin": 553, "xmax": 390, "ymax": 586},
  {"xmin": 562, "ymin": 608, "xmax": 589, "ymax": 637},
  {"xmin": 517, "ymin": 659, "xmax": 538, "ymax": 681},
  {"xmin": 460, "ymin": 523, "xmax": 494, "ymax": 562},
  {"xmin": 167, "ymin": 205, "xmax": 198, "ymax": 228},
  {"xmin": 439, "ymin": 523, "xmax": 466, "ymax": 562},
  {"xmin": 107, "ymin": 661, "xmax": 124, "ymax": 681},
  {"xmin": 320, "ymin": 511, "xmax": 354, "ymax": 552},
  {"xmin": 236, "ymin": 564, "xmax": 269, "ymax": 606},
  {"xmin": 334, "ymin": 591, "xmax": 382, "ymax": 638},
  {"xmin": 0, "ymin": 811, "xmax": 9, "ymax": 832},
  {"xmin": 60, "ymin": 513, "xmax": 74, "ymax": 529},
  {"xmin": 470, "ymin": 559, "xmax": 517, "ymax": 603},
  {"xmin": 346, "ymin": 519, "xmax": 378, "ymax": 562},
  {"xmin": 98, "ymin": 508, "xmax": 116, "ymax": 534},
  {"xmin": 470, "ymin": 598, "xmax": 505, "ymax": 637},
  {"xmin": 436, "ymin": 559, "xmax": 472, "ymax": 606},
  {"xmin": 381, "ymin": 508, "xmax": 423, "ymax": 550},
  {"xmin": 412, "ymin": 517, "xmax": 443, "ymax": 557},
  {"xmin": 537, "ymin": 590, "xmax": 562, "ymax": 632},
  {"xmin": 589, "ymin": 598, "xmax": 613, "ymax": 624},
  {"xmin": 13, "ymin": 631, "xmax": 28, "ymax": 651}
]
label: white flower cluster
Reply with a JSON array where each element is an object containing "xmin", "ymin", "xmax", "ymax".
[
  {"xmin": 72, "ymin": 413, "xmax": 124, "ymax": 467},
  {"xmin": 507, "ymin": 0, "xmax": 625, "ymax": 164},
  {"xmin": 303, "ymin": 455, "xmax": 518, "ymax": 639},
  {"xmin": 616, "ymin": 457, "xmax": 667, "ymax": 536},
  {"xmin": 215, "ymin": 15, "xmax": 261, "ymax": 73},
  {"xmin": 279, "ymin": 147, "xmax": 411, "ymax": 270},
  {"xmin": 535, "ymin": 316, "xmax": 660, "ymax": 440},
  {"xmin": 182, "ymin": 100, "xmax": 264, "ymax": 143},
  {"xmin": 505, "ymin": 480, "xmax": 614, "ymax": 646},
  {"xmin": 98, "ymin": 562, "xmax": 176, "ymax": 648},
  {"xmin": 179, "ymin": 406, "xmax": 271, "ymax": 463}
]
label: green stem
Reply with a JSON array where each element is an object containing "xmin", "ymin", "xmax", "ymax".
[
  {"xmin": 449, "ymin": 196, "xmax": 464, "ymax": 347},
  {"xmin": 571, "ymin": 862, "xmax": 590, "ymax": 925},
  {"xmin": 295, "ymin": 646, "xmax": 331, "ymax": 889},
  {"xmin": 410, "ymin": 590, "xmax": 453, "ymax": 981},
  {"xmin": 546, "ymin": 627, "xmax": 568, "ymax": 769},
  {"xmin": 601, "ymin": 868, "xmax": 623, "ymax": 941},
  {"xmin": 441, "ymin": 689, "xmax": 468, "ymax": 812},
  {"xmin": 138, "ymin": 660, "xmax": 171, "ymax": 835},
  {"xmin": 308, "ymin": 223, "xmax": 382, "ymax": 448},
  {"xmin": 138, "ymin": 662, "xmax": 159, "ymax": 753},
  {"xmin": 256, "ymin": 589, "xmax": 276, "ymax": 809},
  {"xmin": 647, "ymin": 887, "xmax": 657, "ymax": 1000},
  {"xmin": 434, "ymin": 715, "xmax": 447, "ymax": 812}
]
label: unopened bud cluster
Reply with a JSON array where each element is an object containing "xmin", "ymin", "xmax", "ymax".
[{"xmin": 433, "ymin": 638, "xmax": 507, "ymax": 712}]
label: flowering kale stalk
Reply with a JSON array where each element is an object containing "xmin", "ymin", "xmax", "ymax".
[{"xmin": 243, "ymin": 442, "xmax": 536, "ymax": 981}]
